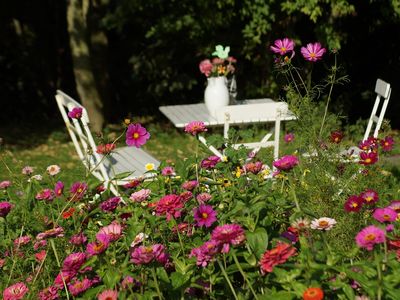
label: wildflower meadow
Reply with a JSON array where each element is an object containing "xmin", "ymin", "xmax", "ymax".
[{"xmin": 1, "ymin": 38, "xmax": 400, "ymax": 300}]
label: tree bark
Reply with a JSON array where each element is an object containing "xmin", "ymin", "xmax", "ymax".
[{"xmin": 67, "ymin": 0, "xmax": 104, "ymax": 132}]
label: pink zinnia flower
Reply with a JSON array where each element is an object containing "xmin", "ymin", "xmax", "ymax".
[
  {"xmin": 359, "ymin": 151, "xmax": 378, "ymax": 165},
  {"xmin": 155, "ymin": 194, "xmax": 184, "ymax": 221},
  {"xmin": 38, "ymin": 286, "xmax": 59, "ymax": 300},
  {"xmin": 36, "ymin": 227, "xmax": 64, "ymax": 240},
  {"xmin": 68, "ymin": 278, "xmax": 93, "ymax": 297},
  {"xmin": 123, "ymin": 178, "xmax": 142, "ymax": 189},
  {"xmin": 284, "ymin": 133, "xmax": 295, "ymax": 143},
  {"xmin": 68, "ymin": 107, "xmax": 83, "ymax": 119},
  {"xmin": 270, "ymin": 38, "xmax": 295, "ymax": 56},
  {"xmin": 121, "ymin": 276, "xmax": 141, "ymax": 290},
  {"xmin": 360, "ymin": 189, "xmax": 379, "ymax": 205},
  {"xmin": 388, "ymin": 200, "xmax": 400, "ymax": 214},
  {"xmin": 273, "ymin": 155, "xmax": 299, "ymax": 171},
  {"xmin": 35, "ymin": 189, "xmax": 55, "ymax": 201},
  {"xmin": 98, "ymin": 289, "xmax": 118, "ymax": 300},
  {"xmin": 161, "ymin": 166, "xmax": 175, "ymax": 176},
  {"xmin": 54, "ymin": 181, "xmax": 64, "ymax": 197},
  {"xmin": 46, "ymin": 165, "xmax": 61, "ymax": 176},
  {"xmin": 199, "ymin": 59, "xmax": 213, "ymax": 77},
  {"xmin": 181, "ymin": 180, "xmax": 199, "ymax": 191},
  {"xmin": 3, "ymin": 282, "xmax": 29, "ymax": 300},
  {"xmin": 70, "ymin": 232, "xmax": 87, "ymax": 246},
  {"xmin": 310, "ymin": 217, "xmax": 336, "ymax": 231},
  {"xmin": 62, "ymin": 252, "xmax": 86, "ymax": 272},
  {"xmin": 152, "ymin": 244, "xmax": 170, "ymax": 265},
  {"xmin": 189, "ymin": 240, "xmax": 221, "ymax": 267},
  {"xmin": 211, "ymin": 224, "xmax": 246, "ymax": 253},
  {"xmin": 344, "ymin": 195, "xmax": 363, "ymax": 212},
  {"xmin": 0, "ymin": 201, "xmax": 13, "ymax": 217},
  {"xmin": 97, "ymin": 223, "xmax": 122, "ymax": 242},
  {"xmin": 373, "ymin": 207, "xmax": 397, "ymax": 223},
  {"xmin": 126, "ymin": 123, "xmax": 150, "ymax": 148},
  {"xmin": 180, "ymin": 191, "xmax": 193, "ymax": 202},
  {"xmin": 200, "ymin": 155, "xmax": 221, "ymax": 169},
  {"xmin": 53, "ymin": 270, "xmax": 76, "ymax": 289},
  {"xmin": 243, "ymin": 161, "xmax": 263, "ymax": 175},
  {"xmin": 99, "ymin": 197, "xmax": 120, "ymax": 212},
  {"xmin": 130, "ymin": 189, "xmax": 151, "ymax": 202},
  {"xmin": 184, "ymin": 121, "xmax": 208, "ymax": 136},
  {"xmin": 356, "ymin": 225, "xmax": 385, "ymax": 251},
  {"xmin": 380, "ymin": 136, "xmax": 394, "ymax": 152},
  {"xmin": 193, "ymin": 205, "xmax": 217, "ymax": 228},
  {"xmin": 301, "ymin": 42, "xmax": 326, "ymax": 62},
  {"xmin": 196, "ymin": 192, "xmax": 212, "ymax": 203},
  {"xmin": 131, "ymin": 246, "xmax": 155, "ymax": 265},
  {"xmin": 86, "ymin": 234, "xmax": 110, "ymax": 257},
  {"xmin": 69, "ymin": 182, "xmax": 87, "ymax": 200},
  {"xmin": 0, "ymin": 180, "xmax": 11, "ymax": 189},
  {"xmin": 259, "ymin": 242, "xmax": 297, "ymax": 274},
  {"xmin": 21, "ymin": 166, "xmax": 34, "ymax": 175},
  {"xmin": 14, "ymin": 235, "xmax": 31, "ymax": 248},
  {"xmin": 33, "ymin": 240, "xmax": 47, "ymax": 250}
]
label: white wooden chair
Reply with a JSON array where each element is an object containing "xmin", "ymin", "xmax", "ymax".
[
  {"xmin": 55, "ymin": 90, "xmax": 160, "ymax": 196},
  {"xmin": 341, "ymin": 78, "xmax": 392, "ymax": 157}
]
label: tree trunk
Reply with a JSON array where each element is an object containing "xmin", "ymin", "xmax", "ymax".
[{"xmin": 67, "ymin": 0, "xmax": 104, "ymax": 132}]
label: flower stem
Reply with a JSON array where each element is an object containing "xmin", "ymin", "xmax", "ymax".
[
  {"xmin": 50, "ymin": 239, "xmax": 70, "ymax": 300},
  {"xmin": 151, "ymin": 267, "xmax": 163, "ymax": 300},
  {"xmin": 375, "ymin": 251, "xmax": 382, "ymax": 300},
  {"xmin": 217, "ymin": 259, "xmax": 239, "ymax": 300},
  {"xmin": 232, "ymin": 252, "xmax": 258, "ymax": 300}
]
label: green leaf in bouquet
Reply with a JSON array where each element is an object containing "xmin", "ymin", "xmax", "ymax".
[
  {"xmin": 246, "ymin": 227, "xmax": 268, "ymax": 258},
  {"xmin": 170, "ymin": 271, "xmax": 190, "ymax": 289}
]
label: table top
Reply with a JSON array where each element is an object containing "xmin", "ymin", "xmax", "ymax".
[{"xmin": 159, "ymin": 98, "xmax": 296, "ymax": 128}]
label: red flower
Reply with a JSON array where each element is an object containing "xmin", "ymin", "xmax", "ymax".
[
  {"xmin": 359, "ymin": 189, "xmax": 379, "ymax": 205},
  {"xmin": 344, "ymin": 195, "xmax": 363, "ymax": 212},
  {"xmin": 259, "ymin": 242, "xmax": 296, "ymax": 274},
  {"xmin": 96, "ymin": 143, "xmax": 116, "ymax": 154},
  {"xmin": 359, "ymin": 151, "xmax": 378, "ymax": 165},
  {"xmin": 330, "ymin": 130, "xmax": 344, "ymax": 143},
  {"xmin": 62, "ymin": 207, "xmax": 75, "ymax": 219},
  {"xmin": 303, "ymin": 287, "xmax": 324, "ymax": 300}
]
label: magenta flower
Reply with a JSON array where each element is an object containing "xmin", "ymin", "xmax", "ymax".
[
  {"xmin": 67, "ymin": 107, "xmax": 83, "ymax": 119},
  {"xmin": 211, "ymin": 224, "xmax": 246, "ymax": 253},
  {"xmin": 155, "ymin": 194, "xmax": 184, "ymax": 221},
  {"xmin": 199, "ymin": 59, "xmax": 213, "ymax": 77},
  {"xmin": 126, "ymin": 123, "xmax": 150, "ymax": 148},
  {"xmin": 14, "ymin": 235, "xmax": 31, "ymax": 248},
  {"xmin": 35, "ymin": 188, "xmax": 55, "ymax": 201},
  {"xmin": 3, "ymin": 282, "xmax": 29, "ymax": 300},
  {"xmin": 98, "ymin": 290, "xmax": 118, "ymax": 300},
  {"xmin": 200, "ymin": 155, "xmax": 221, "ymax": 169},
  {"xmin": 284, "ymin": 133, "xmax": 295, "ymax": 143},
  {"xmin": 270, "ymin": 38, "xmax": 295, "ymax": 56},
  {"xmin": 53, "ymin": 270, "xmax": 76, "ymax": 289},
  {"xmin": 373, "ymin": 207, "xmax": 397, "ymax": 223},
  {"xmin": 360, "ymin": 189, "xmax": 379, "ymax": 205},
  {"xmin": 68, "ymin": 277, "xmax": 93, "ymax": 297},
  {"xmin": 182, "ymin": 180, "xmax": 199, "ymax": 191},
  {"xmin": 131, "ymin": 246, "xmax": 155, "ymax": 265},
  {"xmin": 33, "ymin": 240, "xmax": 47, "ymax": 250},
  {"xmin": 196, "ymin": 192, "xmax": 212, "ymax": 203},
  {"xmin": 69, "ymin": 181, "xmax": 87, "ymax": 200},
  {"xmin": 36, "ymin": 227, "xmax": 64, "ymax": 240},
  {"xmin": 184, "ymin": 121, "xmax": 208, "ymax": 136},
  {"xmin": 86, "ymin": 234, "xmax": 110, "ymax": 257},
  {"xmin": 99, "ymin": 196, "xmax": 120, "ymax": 212},
  {"xmin": 300, "ymin": 42, "xmax": 326, "ymax": 62},
  {"xmin": 355, "ymin": 225, "xmax": 385, "ymax": 251},
  {"xmin": 388, "ymin": 200, "xmax": 400, "ymax": 214},
  {"xmin": 161, "ymin": 166, "xmax": 175, "ymax": 176},
  {"xmin": 273, "ymin": 155, "xmax": 299, "ymax": 171},
  {"xmin": 0, "ymin": 201, "xmax": 13, "ymax": 218},
  {"xmin": 359, "ymin": 151, "xmax": 378, "ymax": 165},
  {"xmin": 62, "ymin": 252, "xmax": 86, "ymax": 272},
  {"xmin": 189, "ymin": 240, "xmax": 222, "ymax": 267},
  {"xmin": 70, "ymin": 232, "xmax": 87, "ymax": 246},
  {"xmin": 344, "ymin": 195, "xmax": 363, "ymax": 212},
  {"xmin": 380, "ymin": 136, "xmax": 394, "ymax": 152},
  {"xmin": 38, "ymin": 286, "xmax": 59, "ymax": 300},
  {"xmin": 54, "ymin": 181, "xmax": 64, "ymax": 197},
  {"xmin": 193, "ymin": 205, "xmax": 217, "ymax": 228}
]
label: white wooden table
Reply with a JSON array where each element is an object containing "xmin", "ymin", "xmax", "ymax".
[{"xmin": 159, "ymin": 98, "xmax": 296, "ymax": 160}]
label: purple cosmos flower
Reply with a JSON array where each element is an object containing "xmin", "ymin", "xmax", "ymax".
[
  {"xmin": 0, "ymin": 201, "xmax": 13, "ymax": 218},
  {"xmin": 300, "ymin": 42, "xmax": 326, "ymax": 62},
  {"xmin": 270, "ymin": 38, "xmax": 295, "ymax": 56},
  {"xmin": 193, "ymin": 205, "xmax": 217, "ymax": 228},
  {"xmin": 67, "ymin": 107, "xmax": 83, "ymax": 119},
  {"xmin": 126, "ymin": 123, "xmax": 150, "ymax": 148},
  {"xmin": 284, "ymin": 133, "xmax": 295, "ymax": 143},
  {"xmin": 54, "ymin": 181, "xmax": 64, "ymax": 197},
  {"xmin": 184, "ymin": 121, "xmax": 208, "ymax": 136},
  {"xmin": 355, "ymin": 225, "xmax": 385, "ymax": 251},
  {"xmin": 359, "ymin": 189, "xmax": 379, "ymax": 205},
  {"xmin": 380, "ymin": 136, "xmax": 394, "ymax": 152},
  {"xmin": 70, "ymin": 181, "xmax": 87, "ymax": 200},
  {"xmin": 373, "ymin": 207, "xmax": 397, "ymax": 223},
  {"xmin": 273, "ymin": 155, "xmax": 299, "ymax": 171},
  {"xmin": 344, "ymin": 195, "xmax": 363, "ymax": 212}
]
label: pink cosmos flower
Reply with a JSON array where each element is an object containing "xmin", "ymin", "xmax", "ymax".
[
  {"xmin": 360, "ymin": 189, "xmax": 379, "ymax": 205},
  {"xmin": 300, "ymin": 42, "xmax": 326, "ymax": 62},
  {"xmin": 38, "ymin": 286, "xmax": 59, "ymax": 300},
  {"xmin": 359, "ymin": 151, "xmax": 378, "ymax": 165},
  {"xmin": 373, "ymin": 207, "xmax": 397, "ymax": 223},
  {"xmin": 126, "ymin": 123, "xmax": 150, "ymax": 148},
  {"xmin": 356, "ymin": 225, "xmax": 386, "ymax": 251},
  {"xmin": 380, "ymin": 136, "xmax": 394, "ymax": 152},
  {"xmin": 62, "ymin": 252, "xmax": 86, "ymax": 272},
  {"xmin": 184, "ymin": 121, "xmax": 208, "ymax": 136},
  {"xmin": 54, "ymin": 181, "xmax": 64, "ymax": 197},
  {"xmin": 68, "ymin": 277, "xmax": 93, "ymax": 297},
  {"xmin": 46, "ymin": 165, "xmax": 61, "ymax": 176},
  {"xmin": 155, "ymin": 194, "xmax": 184, "ymax": 221},
  {"xmin": 130, "ymin": 189, "xmax": 151, "ymax": 202},
  {"xmin": 161, "ymin": 166, "xmax": 175, "ymax": 176},
  {"xmin": 97, "ymin": 223, "xmax": 122, "ymax": 242},
  {"xmin": 35, "ymin": 188, "xmax": 55, "ymax": 201},
  {"xmin": 199, "ymin": 59, "xmax": 213, "ymax": 77},
  {"xmin": 70, "ymin": 232, "xmax": 87, "ymax": 246},
  {"xmin": 273, "ymin": 155, "xmax": 299, "ymax": 171},
  {"xmin": 98, "ymin": 290, "xmax": 118, "ymax": 300},
  {"xmin": 99, "ymin": 197, "xmax": 120, "ymax": 212},
  {"xmin": 68, "ymin": 107, "xmax": 83, "ymax": 119},
  {"xmin": 211, "ymin": 224, "xmax": 246, "ymax": 253},
  {"xmin": 36, "ymin": 227, "xmax": 64, "ymax": 240},
  {"xmin": 193, "ymin": 205, "xmax": 217, "ymax": 228},
  {"xmin": 69, "ymin": 182, "xmax": 87, "ymax": 200},
  {"xmin": 344, "ymin": 195, "xmax": 363, "ymax": 212},
  {"xmin": 196, "ymin": 193, "xmax": 212, "ymax": 203},
  {"xmin": 284, "ymin": 133, "xmax": 295, "ymax": 143},
  {"xmin": 21, "ymin": 166, "xmax": 34, "ymax": 175},
  {"xmin": 86, "ymin": 234, "xmax": 110, "ymax": 257},
  {"xmin": 200, "ymin": 155, "xmax": 221, "ymax": 169},
  {"xmin": 0, "ymin": 201, "xmax": 13, "ymax": 217},
  {"xmin": 189, "ymin": 240, "xmax": 222, "ymax": 267},
  {"xmin": 3, "ymin": 282, "xmax": 29, "ymax": 300},
  {"xmin": 182, "ymin": 180, "xmax": 199, "ymax": 191},
  {"xmin": 270, "ymin": 38, "xmax": 295, "ymax": 56},
  {"xmin": 0, "ymin": 180, "xmax": 12, "ymax": 189}
]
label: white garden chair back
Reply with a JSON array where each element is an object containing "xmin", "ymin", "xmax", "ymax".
[
  {"xmin": 363, "ymin": 78, "xmax": 391, "ymax": 141},
  {"xmin": 55, "ymin": 90, "xmax": 160, "ymax": 196}
]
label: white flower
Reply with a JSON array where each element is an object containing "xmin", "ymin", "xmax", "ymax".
[
  {"xmin": 130, "ymin": 232, "xmax": 148, "ymax": 248},
  {"xmin": 28, "ymin": 174, "xmax": 43, "ymax": 182},
  {"xmin": 291, "ymin": 218, "xmax": 310, "ymax": 230},
  {"xmin": 310, "ymin": 217, "xmax": 337, "ymax": 231},
  {"xmin": 46, "ymin": 165, "xmax": 61, "ymax": 176}
]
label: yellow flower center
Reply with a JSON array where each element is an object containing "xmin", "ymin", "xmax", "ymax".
[
  {"xmin": 365, "ymin": 233, "xmax": 376, "ymax": 241},
  {"xmin": 351, "ymin": 202, "xmax": 358, "ymax": 208},
  {"xmin": 310, "ymin": 52, "xmax": 316, "ymax": 58},
  {"xmin": 365, "ymin": 196, "xmax": 373, "ymax": 202},
  {"xmin": 318, "ymin": 220, "xmax": 329, "ymax": 227},
  {"xmin": 383, "ymin": 214, "xmax": 391, "ymax": 220},
  {"xmin": 133, "ymin": 132, "xmax": 140, "ymax": 139},
  {"xmin": 202, "ymin": 212, "xmax": 208, "ymax": 219},
  {"xmin": 280, "ymin": 47, "xmax": 287, "ymax": 52},
  {"xmin": 365, "ymin": 158, "xmax": 371, "ymax": 163}
]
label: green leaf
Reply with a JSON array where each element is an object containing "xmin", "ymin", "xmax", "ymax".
[
  {"xmin": 111, "ymin": 171, "xmax": 134, "ymax": 180},
  {"xmin": 246, "ymin": 227, "xmax": 268, "ymax": 257},
  {"xmin": 103, "ymin": 269, "xmax": 121, "ymax": 287},
  {"xmin": 170, "ymin": 272, "xmax": 190, "ymax": 289},
  {"xmin": 259, "ymin": 291, "xmax": 296, "ymax": 300}
]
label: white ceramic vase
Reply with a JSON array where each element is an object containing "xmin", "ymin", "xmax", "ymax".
[{"xmin": 204, "ymin": 76, "xmax": 230, "ymax": 117}]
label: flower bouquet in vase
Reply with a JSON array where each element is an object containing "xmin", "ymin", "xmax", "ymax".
[{"xmin": 199, "ymin": 45, "xmax": 237, "ymax": 117}]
